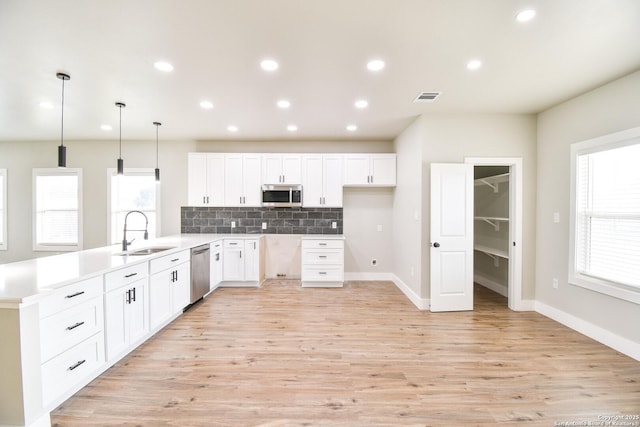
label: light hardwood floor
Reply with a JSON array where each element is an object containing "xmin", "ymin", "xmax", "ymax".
[{"xmin": 51, "ymin": 281, "xmax": 640, "ymax": 426}]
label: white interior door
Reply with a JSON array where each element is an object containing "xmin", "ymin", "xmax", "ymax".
[{"xmin": 430, "ymin": 163, "xmax": 474, "ymax": 312}]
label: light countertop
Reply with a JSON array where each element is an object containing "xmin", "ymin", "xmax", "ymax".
[{"xmin": 0, "ymin": 233, "xmax": 265, "ymax": 306}]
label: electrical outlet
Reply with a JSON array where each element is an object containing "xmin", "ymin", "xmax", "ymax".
[
  {"xmin": 377, "ymin": 224, "xmax": 383, "ymax": 232},
  {"xmin": 261, "ymin": 222, "xmax": 267, "ymax": 230},
  {"xmin": 553, "ymin": 212, "xmax": 560, "ymax": 223},
  {"xmin": 371, "ymin": 259, "xmax": 377, "ymax": 266},
  {"xmin": 410, "ymin": 267, "xmax": 414, "ymax": 277},
  {"xmin": 231, "ymin": 221, "xmax": 236, "ymax": 228},
  {"xmin": 552, "ymin": 278, "xmax": 558, "ymax": 289},
  {"xmin": 332, "ymin": 221, "xmax": 337, "ymax": 229}
]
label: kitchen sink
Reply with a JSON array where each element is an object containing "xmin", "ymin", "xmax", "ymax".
[{"xmin": 117, "ymin": 246, "xmax": 176, "ymax": 256}]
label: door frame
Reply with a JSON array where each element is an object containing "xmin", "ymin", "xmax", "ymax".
[{"xmin": 464, "ymin": 157, "xmax": 524, "ymax": 311}]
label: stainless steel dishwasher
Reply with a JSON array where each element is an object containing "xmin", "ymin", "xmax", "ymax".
[{"xmin": 190, "ymin": 244, "xmax": 211, "ymax": 305}]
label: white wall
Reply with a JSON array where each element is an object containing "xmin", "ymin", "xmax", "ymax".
[
  {"xmin": 391, "ymin": 116, "xmax": 424, "ymax": 297},
  {"xmin": 536, "ymin": 70, "xmax": 640, "ymax": 344},
  {"xmin": 418, "ymin": 114, "xmax": 537, "ymax": 299}
]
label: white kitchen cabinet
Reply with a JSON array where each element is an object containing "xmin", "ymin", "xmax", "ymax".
[
  {"xmin": 301, "ymin": 238, "xmax": 345, "ymax": 287},
  {"xmin": 187, "ymin": 153, "xmax": 225, "ymax": 206},
  {"xmin": 222, "ymin": 238, "xmax": 263, "ymax": 285},
  {"xmin": 302, "ymin": 154, "xmax": 343, "ymax": 207},
  {"xmin": 38, "ymin": 275, "xmax": 105, "ymax": 408},
  {"xmin": 104, "ymin": 263, "xmax": 149, "ymax": 361},
  {"xmin": 343, "ymin": 153, "xmax": 396, "ymax": 186},
  {"xmin": 149, "ymin": 250, "xmax": 191, "ymax": 331},
  {"xmin": 225, "ymin": 154, "xmax": 262, "ymax": 206},
  {"xmin": 210, "ymin": 239, "xmax": 223, "ymax": 290},
  {"xmin": 262, "ymin": 154, "xmax": 302, "ymax": 184}
]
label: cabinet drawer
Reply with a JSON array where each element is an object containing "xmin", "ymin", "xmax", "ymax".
[
  {"xmin": 41, "ymin": 332, "xmax": 105, "ymax": 407},
  {"xmin": 224, "ymin": 239, "xmax": 244, "ymax": 248},
  {"xmin": 302, "ymin": 249, "xmax": 344, "ymax": 265},
  {"xmin": 105, "ymin": 262, "xmax": 148, "ymax": 292},
  {"xmin": 210, "ymin": 240, "xmax": 223, "ymax": 250},
  {"xmin": 301, "ymin": 265, "xmax": 344, "ymax": 282},
  {"xmin": 39, "ymin": 276, "xmax": 103, "ymax": 319},
  {"xmin": 301, "ymin": 239, "xmax": 344, "ymax": 249},
  {"xmin": 150, "ymin": 249, "xmax": 190, "ymax": 274},
  {"xmin": 40, "ymin": 296, "xmax": 104, "ymax": 363}
]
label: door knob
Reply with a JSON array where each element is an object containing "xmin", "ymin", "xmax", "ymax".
[{"xmin": 432, "ymin": 242, "xmax": 440, "ymax": 248}]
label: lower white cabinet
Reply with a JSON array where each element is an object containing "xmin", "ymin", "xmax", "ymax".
[
  {"xmin": 301, "ymin": 238, "xmax": 345, "ymax": 287},
  {"xmin": 222, "ymin": 238, "xmax": 262, "ymax": 285},
  {"xmin": 38, "ymin": 275, "xmax": 105, "ymax": 408},
  {"xmin": 210, "ymin": 240, "xmax": 223, "ymax": 290},
  {"xmin": 149, "ymin": 250, "xmax": 191, "ymax": 331},
  {"xmin": 104, "ymin": 264, "xmax": 149, "ymax": 361}
]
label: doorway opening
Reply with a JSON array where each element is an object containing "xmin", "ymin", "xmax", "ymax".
[{"xmin": 465, "ymin": 157, "xmax": 524, "ymax": 311}]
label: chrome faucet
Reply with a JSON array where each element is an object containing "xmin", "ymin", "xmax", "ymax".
[{"xmin": 122, "ymin": 210, "xmax": 149, "ymax": 251}]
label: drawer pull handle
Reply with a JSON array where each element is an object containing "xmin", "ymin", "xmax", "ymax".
[
  {"xmin": 65, "ymin": 291, "xmax": 85, "ymax": 299},
  {"xmin": 318, "ymin": 256, "xmax": 327, "ymax": 259},
  {"xmin": 68, "ymin": 359, "xmax": 86, "ymax": 371},
  {"xmin": 319, "ymin": 272, "xmax": 327, "ymax": 275},
  {"xmin": 124, "ymin": 272, "xmax": 138, "ymax": 278},
  {"xmin": 319, "ymin": 243, "xmax": 327, "ymax": 246},
  {"xmin": 66, "ymin": 321, "xmax": 85, "ymax": 331},
  {"xmin": 171, "ymin": 258, "xmax": 180, "ymax": 262},
  {"xmin": 229, "ymin": 242, "xmax": 238, "ymax": 245}
]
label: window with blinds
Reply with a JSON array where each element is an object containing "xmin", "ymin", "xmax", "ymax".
[
  {"xmin": 33, "ymin": 168, "xmax": 83, "ymax": 251},
  {"xmin": 108, "ymin": 169, "xmax": 159, "ymax": 245},
  {"xmin": 0, "ymin": 169, "xmax": 6, "ymax": 250},
  {"xmin": 570, "ymin": 129, "xmax": 640, "ymax": 304}
]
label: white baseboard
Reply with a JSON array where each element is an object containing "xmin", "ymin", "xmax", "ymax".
[
  {"xmin": 474, "ymin": 274, "xmax": 508, "ymax": 297},
  {"xmin": 344, "ymin": 272, "xmax": 393, "ymax": 281},
  {"xmin": 391, "ymin": 274, "xmax": 429, "ymax": 311},
  {"xmin": 535, "ymin": 301, "xmax": 640, "ymax": 362}
]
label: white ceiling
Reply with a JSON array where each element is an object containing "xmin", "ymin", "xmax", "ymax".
[{"xmin": 1, "ymin": 0, "xmax": 639, "ymax": 143}]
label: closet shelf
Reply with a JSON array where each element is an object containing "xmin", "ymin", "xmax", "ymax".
[
  {"xmin": 474, "ymin": 244, "xmax": 509, "ymax": 260},
  {"xmin": 474, "ymin": 172, "xmax": 509, "ymax": 192},
  {"xmin": 474, "ymin": 216, "xmax": 509, "ymax": 231}
]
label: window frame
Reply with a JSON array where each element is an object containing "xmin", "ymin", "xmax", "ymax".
[
  {"xmin": 0, "ymin": 168, "xmax": 6, "ymax": 250},
  {"xmin": 106, "ymin": 168, "xmax": 161, "ymax": 246},
  {"xmin": 32, "ymin": 168, "xmax": 83, "ymax": 252},
  {"xmin": 568, "ymin": 126, "xmax": 640, "ymax": 304}
]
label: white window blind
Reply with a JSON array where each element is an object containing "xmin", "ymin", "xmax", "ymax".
[
  {"xmin": 575, "ymin": 144, "xmax": 640, "ymax": 289},
  {"xmin": 0, "ymin": 169, "xmax": 6, "ymax": 250},
  {"xmin": 33, "ymin": 169, "xmax": 82, "ymax": 251},
  {"xmin": 108, "ymin": 170, "xmax": 159, "ymax": 245}
]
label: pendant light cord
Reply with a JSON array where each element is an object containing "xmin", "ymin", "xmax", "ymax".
[
  {"xmin": 60, "ymin": 77, "xmax": 65, "ymax": 148},
  {"xmin": 118, "ymin": 105, "xmax": 122, "ymax": 158},
  {"xmin": 155, "ymin": 124, "xmax": 159, "ymax": 167}
]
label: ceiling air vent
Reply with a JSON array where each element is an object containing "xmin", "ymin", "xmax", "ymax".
[{"xmin": 413, "ymin": 92, "xmax": 441, "ymax": 103}]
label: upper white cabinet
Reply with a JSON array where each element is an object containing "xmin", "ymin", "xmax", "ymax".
[
  {"xmin": 262, "ymin": 154, "xmax": 302, "ymax": 184},
  {"xmin": 224, "ymin": 154, "xmax": 262, "ymax": 206},
  {"xmin": 343, "ymin": 153, "xmax": 396, "ymax": 187},
  {"xmin": 187, "ymin": 153, "xmax": 225, "ymax": 206},
  {"xmin": 302, "ymin": 154, "xmax": 343, "ymax": 207}
]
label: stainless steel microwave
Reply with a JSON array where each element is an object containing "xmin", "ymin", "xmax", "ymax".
[{"xmin": 261, "ymin": 184, "xmax": 302, "ymax": 207}]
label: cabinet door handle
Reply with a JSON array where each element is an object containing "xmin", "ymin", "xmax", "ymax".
[
  {"xmin": 125, "ymin": 289, "xmax": 131, "ymax": 304},
  {"xmin": 206, "ymin": 196, "xmax": 210, "ymax": 204},
  {"xmin": 203, "ymin": 196, "xmax": 206, "ymax": 204},
  {"xmin": 67, "ymin": 359, "xmax": 86, "ymax": 371},
  {"xmin": 66, "ymin": 321, "xmax": 85, "ymax": 331},
  {"xmin": 240, "ymin": 250, "xmax": 242, "ymax": 259},
  {"xmin": 131, "ymin": 287, "xmax": 136, "ymax": 302},
  {"xmin": 124, "ymin": 272, "xmax": 138, "ymax": 278},
  {"xmin": 254, "ymin": 242, "xmax": 256, "ymax": 250},
  {"xmin": 174, "ymin": 271, "xmax": 178, "ymax": 282},
  {"xmin": 65, "ymin": 291, "xmax": 85, "ymax": 299}
]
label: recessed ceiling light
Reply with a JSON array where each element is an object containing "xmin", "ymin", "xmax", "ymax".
[
  {"xmin": 39, "ymin": 101, "xmax": 54, "ymax": 109},
  {"xmin": 515, "ymin": 9, "xmax": 536, "ymax": 22},
  {"xmin": 366, "ymin": 59, "xmax": 385, "ymax": 72},
  {"xmin": 154, "ymin": 61, "xmax": 174, "ymax": 72},
  {"xmin": 277, "ymin": 99, "xmax": 291, "ymax": 109},
  {"xmin": 100, "ymin": 124, "xmax": 112, "ymax": 131},
  {"xmin": 260, "ymin": 59, "xmax": 279, "ymax": 72},
  {"xmin": 355, "ymin": 99, "xmax": 369, "ymax": 109},
  {"xmin": 227, "ymin": 125, "xmax": 239, "ymax": 133},
  {"xmin": 467, "ymin": 59, "xmax": 482, "ymax": 70},
  {"xmin": 287, "ymin": 125, "xmax": 298, "ymax": 132},
  {"xmin": 200, "ymin": 100, "xmax": 214, "ymax": 109},
  {"xmin": 346, "ymin": 124, "xmax": 358, "ymax": 132}
]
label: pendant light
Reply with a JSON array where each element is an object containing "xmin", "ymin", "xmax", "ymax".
[
  {"xmin": 153, "ymin": 121, "xmax": 162, "ymax": 182},
  {"xmin": 115, "ymin": 102, "xmax": 126, "ymax": 175},
  {"xmin": 56, "ymin": 72, "xmax": 70, "ymax": 167}
]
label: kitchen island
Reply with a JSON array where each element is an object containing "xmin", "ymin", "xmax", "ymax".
[{"xmin": 0, "ymin": 234, "xmax": 264, "ymax": 427}]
